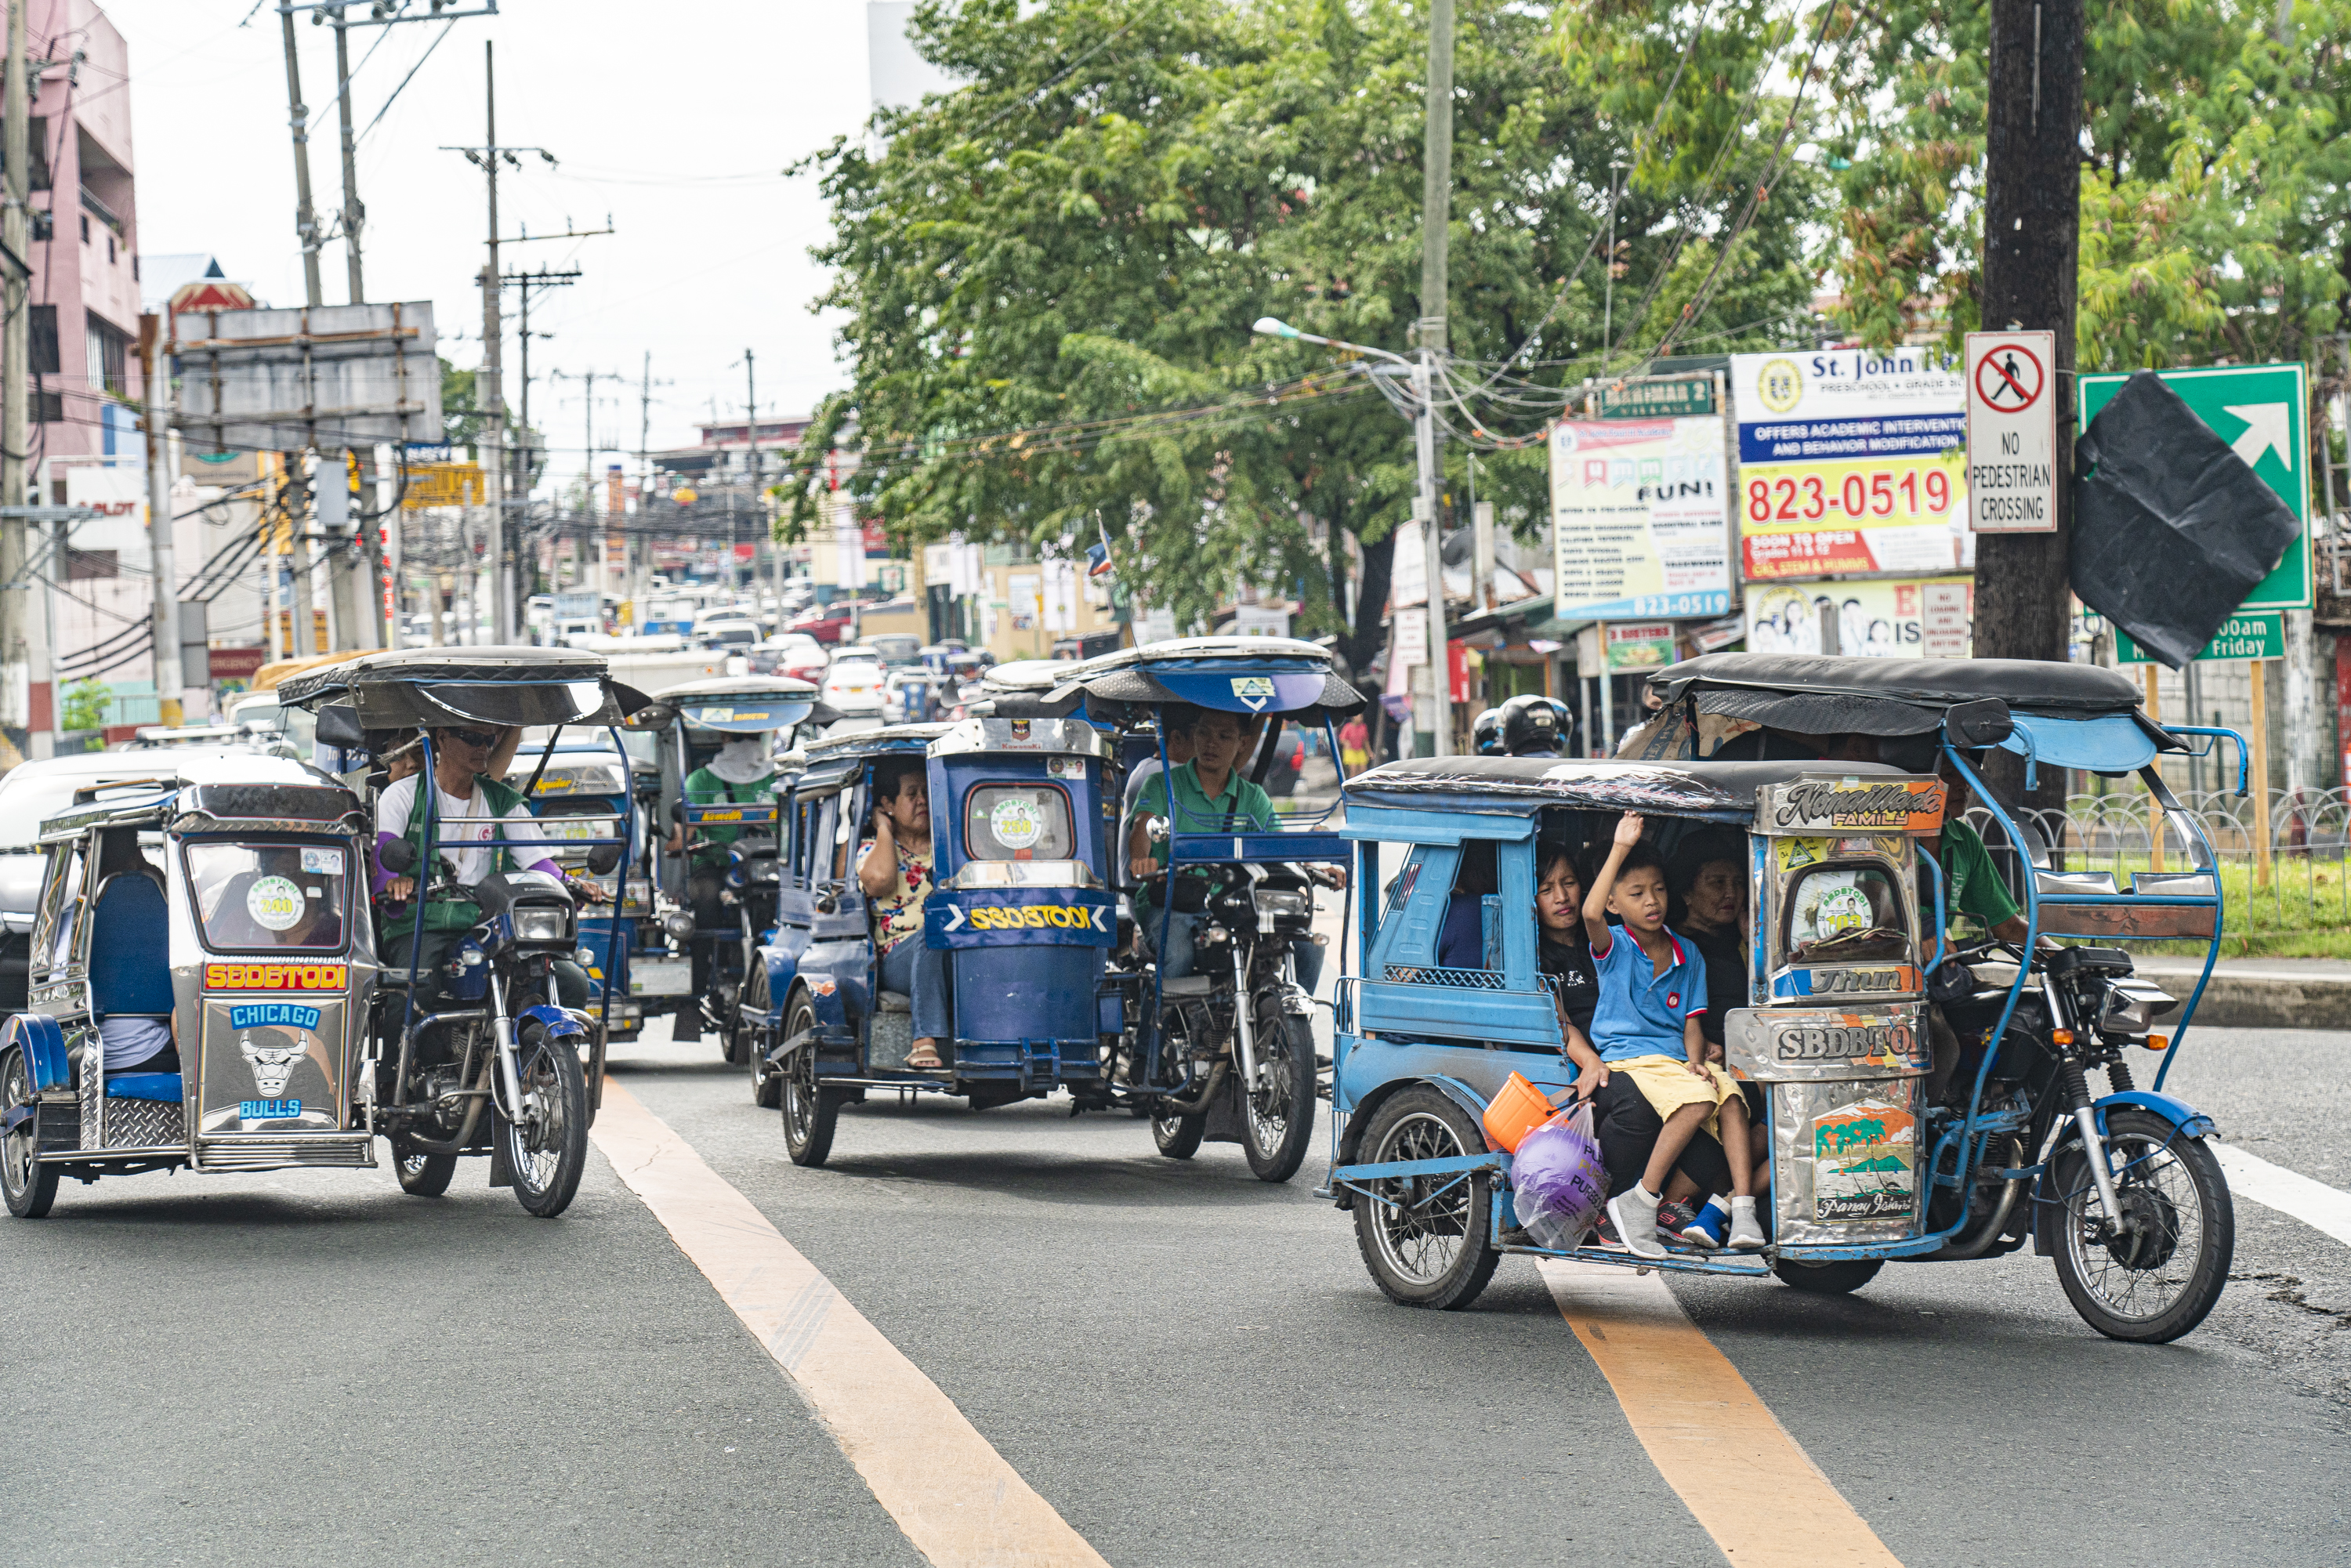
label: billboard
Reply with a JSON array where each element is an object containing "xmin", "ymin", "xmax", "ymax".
[
  {"xmin": 1731, "ymin": 349, "xmax": 1970, "ymax": 581},
  {"xmin": 174, "ymin": 301, "xmax": 441, "ymax": 456},
  {"xmin": 1549, "ymin": 415, "xmax": 1733, "ymax": 621},
  {"xmin": 1744, "ymin": 577, "xmax": 1974, "ymax": 659}
]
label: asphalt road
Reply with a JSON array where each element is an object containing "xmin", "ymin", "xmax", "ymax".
[{"xmin": 9, "ymin": 1019, "xmax": 2348, "ymax": 1567}]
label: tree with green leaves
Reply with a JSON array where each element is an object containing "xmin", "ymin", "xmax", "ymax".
[{"xmin": 792, "ymin": 0, "xmax": 1819, "ymax": 669}]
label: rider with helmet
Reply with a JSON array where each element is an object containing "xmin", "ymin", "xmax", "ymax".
[
  {"xmin": 1499, "ymin": 693, "xmax": 1572, "ymax": 757},
  {"xmin": 667, "ymin": 727, "xmax": 782, "ymax": 1041},
  {"xmin": 1471, "ymin": 708, "xmax": 1504, "ymax": 755}
]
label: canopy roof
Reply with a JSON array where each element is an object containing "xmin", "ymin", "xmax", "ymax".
[
  {"xmin": 1650, "ymin": 654, "xmax": 2143, "ymax": 715},
  {"xmin": 653, "ymin": 674, "xmax": 820, "ymax": 733},
  {"xmin": 277, "ymin": 646, "xmax": 649, "ymax": 730},
  {"xmin": 1340, "ymin": 755, "xmax": 1924, "ymax": 822},
  {"xmin": 1050, "ymin": 636, "xmax": 1364, "ymax": 719}
]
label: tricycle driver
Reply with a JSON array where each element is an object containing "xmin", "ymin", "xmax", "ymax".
[
  {"xmin": 668, "ymin": 724, "xmax": 784, "ymax": 1042},
  {"xmin": 859, "ymin": 758, "xmax": 949, "ymax": 1071},
  {"xmin": 372, "ymin": 722, "xmax": 603, "ymax": 1012}
]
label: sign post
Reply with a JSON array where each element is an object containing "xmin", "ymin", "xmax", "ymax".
[{"xmin": 1965, "ymin": 330, "xmax": 2058, "ymax": 534}]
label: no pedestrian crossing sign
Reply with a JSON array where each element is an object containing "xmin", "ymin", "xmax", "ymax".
[
  {"xmin": 1965, "ymin": 331, "xmax": 2057, "ymax": 533},
  {"xmin": 2114, "ymin": 611, "xmax": 2284, "ymax": 664},
  {"xmin": 2078, "ymin": 362, "xmax": 2311, "ymax": 611}
]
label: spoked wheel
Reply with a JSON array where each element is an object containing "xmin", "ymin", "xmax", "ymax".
[
  {"xmin": 1352, "ymin": 1086, "xmax": 1499, "ymax": 1309},
  {"xmin": 1149, "ymin": 1005, "xmax": 1204, "ymax": 1160},
  {"xmin": 2049, "ymin": 1109, "xmax": 2233, "ymax": 1343},
  {"xmin": 390, "ymin": 1138, "xmax": 458, "ymax": 1197},
  {"xmin": 779, "ymin": 993, "xmax": 842, "ymax": 1168},
  {"xmin": 1, "ymin": 1045, "xmax": 58, "ymax": 1219},
  {"xmin": 741, "ymin": 964, "xmax": 779, "ymax": 1108},
  {"xmin": 1240, "ymin": 998, "xmax": 1317, "ymax": 1183},
  {"xmin": 500, "ymin": 1021, "xmax": 590, "ymax": 1218}
]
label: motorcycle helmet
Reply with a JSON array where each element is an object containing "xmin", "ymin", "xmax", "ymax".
[
  {"xmin": 1500, "ymin": 693, "xmax": 1570, "ymax": 757},
  {"xmin": 1471, "ymin": 708, "xmax": 1504, "ymax": 755}
]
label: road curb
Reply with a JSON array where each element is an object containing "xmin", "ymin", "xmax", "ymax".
[{"xmin": 2138, "ymin": 965, "xmax": 2351, "ymax": 1031}]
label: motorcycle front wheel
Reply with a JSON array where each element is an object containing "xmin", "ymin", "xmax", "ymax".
[
  {"xmin": 2048, "ymin": 1109, "xmax": 2233, "ymax": 1343},
  {"xmin": 1241, "ymin": 1000, "xmax": 1316, "ymax": 1183},
  {"xmin": 501, "ymin": 1020, "xmax": 590, "ymax": 1218},
  {"xmin": 1, "ymin": 1045, "xmax": 58, "ymax": 1219}
]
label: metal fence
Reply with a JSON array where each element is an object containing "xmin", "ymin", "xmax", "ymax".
[{"xmin": 1969, "ymin": 788, "xmax": 2351, "ymax": 936}]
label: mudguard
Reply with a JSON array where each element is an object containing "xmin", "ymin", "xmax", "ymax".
[
  {"xmin": 3, "ymin": 1013, "xmax": 67, "ymax": 1093},
  {"xmin": 759, "ymin": 943, "xmax": 800, "ymax": 1028},
  {"xmin": 1335, "ymin": 1071, "xmax": 1493, "ymax": 1168},
  {"xmin": 518, "ymin": 1003, "xmax": 588, "ymax": 1041},
  {"xmin": 2095, "ymin": 1088, "xmax": 2215, "ymax": 1139}
]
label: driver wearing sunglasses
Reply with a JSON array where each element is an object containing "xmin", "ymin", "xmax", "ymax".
[{"xmin": 373, "ymin": 723, "xmax": 605, "ymax": 1009}]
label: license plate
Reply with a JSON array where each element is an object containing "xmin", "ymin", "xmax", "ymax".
[{"xmin": 630, "ymin": 959, "xmax": 692, "ymax": 997}]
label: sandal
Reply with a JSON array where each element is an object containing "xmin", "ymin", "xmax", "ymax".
[{"xmin": 904, "ymin": 1042, "xmax": 945, "ymax": 1071}]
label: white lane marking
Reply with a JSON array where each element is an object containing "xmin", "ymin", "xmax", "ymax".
[{"xmin": 2212, "ymin": 1140, "xmax": 2351, "ymax": 1248}]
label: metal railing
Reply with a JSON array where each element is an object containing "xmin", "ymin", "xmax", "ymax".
[{"xmin": 1969, "ymin": 788, "xmax": 2351, "ymax": 938}]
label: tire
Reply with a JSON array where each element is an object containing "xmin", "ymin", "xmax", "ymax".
[
  {"xmin": 1152, "ymin": 1110, "xmax": 1204, "ymax": 1159},
  {"xmin": 1240, "ymin": 1001, "xmax": 1317, "ymax": 1182},
  {"xmin": 1350, "ymin": 1085, "xmax": 1501, "ymax": 1310},
  {"xmin": 741, "ymin": 964, "xmax": 780, "ymax": 1109},
  {"xmin": 390, "ymin": 1139, "xmax": 458, "ymax": 1197},
  {"xmin": 2048, "ymin": 1108, "xmax": 2233, "ymax": 1343},
  {"xmin": 779, "ymin": 992, "xmax": 842, "ymax": 1168},
  {"xmin": 1, "ymin": 1045, "xmax": 58, "ymax": 1219},
  {"xmin": 502, "ymin": 1021, "xmax": 591, "ymax": 1218},
  {"xmin": 1772, "ymin": 1258, "xmax": 1883, "ymax": 1295}
]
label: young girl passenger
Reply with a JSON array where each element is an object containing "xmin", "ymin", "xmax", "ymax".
[{"xmin": 1581, "ymin": 812, "xmax": 1766, "ymax": 1258}]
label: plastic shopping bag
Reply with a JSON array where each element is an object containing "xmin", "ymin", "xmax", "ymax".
[{"xmin": 1511, "ymin": 1100, "xmax": 1608, "ymax": 1251}]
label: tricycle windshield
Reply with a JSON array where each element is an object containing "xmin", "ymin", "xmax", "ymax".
[
  {"xmin": 1780, "ymin": 857, "xmax": 1908, "ymax": 965},
  {"xmin": 185, "ymin": 837, "xmax": 353, "ymax": 953},
  {"xmin": 965, "ymin": 784, "xmax": 1075, "ymax": 861}
]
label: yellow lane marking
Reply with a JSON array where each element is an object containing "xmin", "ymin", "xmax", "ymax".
[
  {"xmin": 1538, "ymin": 1259, "xmax": 1901, "ymax": 1568},
  {"xmin": 591, "ymin": 1082, "xmax": 1110, "ymax": 1568}
]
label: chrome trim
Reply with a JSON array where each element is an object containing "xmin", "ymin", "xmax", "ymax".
[
  {"xmin": 943, "ymin": 860, "xmax": 1101, "ymax": 890},
  {"xmin": 928, "ymin": 717, "xmax": 1110, "ymax": 759}
]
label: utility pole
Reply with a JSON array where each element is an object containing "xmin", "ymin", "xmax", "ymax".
[
  {"xmin": 742, "ymin": 348, "xmax": 765, "ymax": 599},
  {"xmin": 277, "ymin": 3, "xmax": 325, "ymax": 307},
  {"xmin": 636, "ymin": 353, "xmax": 671, "ymax": 617},
  {"xmin": 139, "ymin": 317, "xmax": 183, "ymax": 726},
  {"xmin": 1973, "ymin": 0, "xmax": 2083, "ymax": 809},
  {"xmin": 1416, "ymin": 0, "xmax": 1455, "ymax": 755},
  {"xmin": 0, "ymin": 0, "xmax": 31, "ymax": 755},
  {"xmin": 329, "ymin": 5, "xmax": 363, "ymax": 303}
]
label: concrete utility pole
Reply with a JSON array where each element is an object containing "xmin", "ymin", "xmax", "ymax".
[
  {"xmin": 138, "ymin": 317, "xmax": 183, "ymax": 726},
  {"xmin": 742, "ymin": 348, "xmax": 765, "ymax": 597},
  {"xmin": 476, "ymin": 42, "xmax": 511, "ymax": 640},
  {"xmin": 0, "ymin": 0, "xmax": 31, "ymax": 753},
  {"xmin": 637, "ymin": 353, "xmax": 671, "ymax": 615},
  {"xmin": 1416, "ymin": 0, "xmax": 1455, "ymax": 755},
  {"xmin": 1972, "ymin": 0, "xmax": 2084, "ymax": 809},
  {"xmin": 330, "ymin": 7, "xmax": 364, "ymax": 304},
  {"xmin": 277, "ymin": 4, "xmax": 325, "ymax": 308}
]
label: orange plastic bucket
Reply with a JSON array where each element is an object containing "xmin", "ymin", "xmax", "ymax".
[{"xmin": 1481, "ymin": 1071, "xmax": 1553, "ymax": 1153}]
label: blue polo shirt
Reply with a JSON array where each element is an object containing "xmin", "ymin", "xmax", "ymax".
[{"xmin": 1588, "ymin": 925, "xmax": 1708, "ymax": 1063}]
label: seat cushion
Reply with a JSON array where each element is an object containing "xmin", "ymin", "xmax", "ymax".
[
  {"xmin": 1161, "ymin": 975, "xmax": 1214, "ymax": 997},
  {"xmin": 106, "ymin": 1072, "xmax": 183, "ymax": 1103},
  {"xmin": 89, "ymin": 874, "xmax": 173, "ymax": 1016},
  {"xmin": 875, "ymin": 990, "xmax": 912, "ymax": 1015}
]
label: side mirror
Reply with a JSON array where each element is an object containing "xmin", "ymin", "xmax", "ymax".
[
  {"xmin": 377, "ymin": 838, "xmax": 418, "ymax": 875},
  {"xmin": 1144, "ymin": 815, "xmax": 1171, "ymax": 845},
  {"xmin": 585, "ymin": 842, "xmax": 623, "ymax": 876},
  {"xmin": 314, "ymin": 702, "xmax": 367, "ymax": 751},
  {"xmin": 668, "ymin": 798, "xmax": 687, "ymax": 824}
]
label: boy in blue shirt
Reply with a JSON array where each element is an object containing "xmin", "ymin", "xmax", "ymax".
[{"xmin": 1581, "ymin": 811, "xmax": 1766, "ymax": 1258}]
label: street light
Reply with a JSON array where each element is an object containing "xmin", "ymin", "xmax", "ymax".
[{"xmin": 1255, "ymin": 316, "xmax": 1450, "ymax": 755}]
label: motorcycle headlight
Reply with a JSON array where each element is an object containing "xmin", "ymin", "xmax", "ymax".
[
  {"xmin": 2099, "ymin": 981, "xmax": 2175, "ymax": 1036},
  {"xmin": 513, "ymin": 905, "xmax": 572, "ymax": 943},
  {"xmin": 663, "ymin": 910, "xmax": 697, "ymax": 943},
  {"xmin": 1254, "ymin": 889, "xmax": 1313, "ymax": 919}
]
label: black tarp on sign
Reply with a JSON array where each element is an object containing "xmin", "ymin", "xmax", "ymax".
[{"xmin": 2070, "ymin": 369, "xmax": 2301, "ymax": 669}]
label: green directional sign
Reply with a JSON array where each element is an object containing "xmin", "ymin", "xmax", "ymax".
[
  {"xmin": 2078, "ymin": 362, "xmax": 2310, "ymax": 611},
  {"xmin": 2114, "ymin": 610, "xmax": 2283, "ymax": 664}
]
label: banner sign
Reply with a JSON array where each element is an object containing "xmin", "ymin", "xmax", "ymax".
[
  {"xmin": 1731, "ymin": 349, "xmax": 1969, "ymax": 581},
  {"xmin": 1596, "ymin": 375, "xmax": 1715, "ymax": 420},
  {"xmin": 923, "ymin": 886, "xmax": 1118, "ymax": 948},
  {"xmin": 1965, "ymin": 330, "xmax": 2059, "ymax": 534},
  {"xmin": 1744, "ymin": 577, "xmax": 1974, "ymax": 659},
  {"xmin": 1549, "ymin": 415, "xmax": 1733, "ymax": 621}
]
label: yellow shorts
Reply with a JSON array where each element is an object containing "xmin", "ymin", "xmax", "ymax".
[{"xmin": 1612, "ymin": 1055, "xmax": 1741, "ymax": 1141}]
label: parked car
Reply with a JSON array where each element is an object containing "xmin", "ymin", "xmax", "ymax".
[
  {"xmin": 819, "ymin": 646, "xmax": 887, "ymax": 713},
  {"xmin": 788, "ymin": 603, "xmax": 860, "ymax": 644}
]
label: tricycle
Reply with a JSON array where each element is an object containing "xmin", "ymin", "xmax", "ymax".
[{"xmin": 1327, "ymin": 654, "xmax": 2239, "ymax": 1342}]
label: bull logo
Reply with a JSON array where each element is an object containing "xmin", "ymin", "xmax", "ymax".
[{"xmin": 240, "ymin": 1031, "xmax": 308, "ymax": 1097}]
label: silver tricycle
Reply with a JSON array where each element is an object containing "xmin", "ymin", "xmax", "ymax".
[{"xmin": 2, "ymin": 754, "xmax": 382, "ymax": 1215}]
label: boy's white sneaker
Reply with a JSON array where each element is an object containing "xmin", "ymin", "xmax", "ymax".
[
  {"xmin": 1607, "ymin": 1188, "xmax": 1667, "ymax": 1260},
  {"xmin": 1728, "ymin": 1197, "xmax": 1768, "ymax": 1251}
]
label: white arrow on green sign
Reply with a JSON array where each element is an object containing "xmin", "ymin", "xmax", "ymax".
[
  {"xmin": 2078, "ymin": 362, "xmax": 2310, "ymax": 612},
  {"xmin": 2114, "ymin": 611, "xmax": 2284, "ymax": 664}
]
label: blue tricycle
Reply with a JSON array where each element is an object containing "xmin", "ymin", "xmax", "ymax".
[{"xmin": 1327, "ymin": 654, "xmax": 2241, "ymax": 1342}]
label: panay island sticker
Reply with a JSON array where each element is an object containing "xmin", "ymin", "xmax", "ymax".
[
  {"xmin": 990, "ymin": 795, "xmax": 1046, "ymax": 849},
  {"xmin": 1802, "ymin": 872, "xmax": 1877, "ymax": 940},
  {"xmin": 299, "ymin": 846, "xmax": 344, "ymax": 876},
  {"xmin": 1812, "ymin": 1097, "xmax": 1917, "ymax": 1222},
  {"xmin": 245, "ymin": 875, "xmax": 306, "ymax": 932}
]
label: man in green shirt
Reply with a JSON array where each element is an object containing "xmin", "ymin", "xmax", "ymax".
[
  {"xmin": 1920, "ymin": 755, "xmax": 2035, "ymax": 1101},
  {"xmin": 1126, "ymin": 709, "xmax": 1277, "ymax": 981},
  {"xmin": 667, "ymin": 732, "xmax": 780, "ymax": 1041}
]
